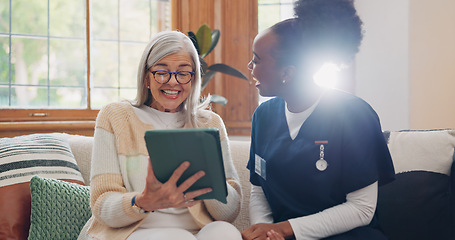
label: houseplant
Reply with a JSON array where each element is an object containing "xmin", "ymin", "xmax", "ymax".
[{"xmin": 188, "ymin": 24, "xmax": 250, "ymax": 105}]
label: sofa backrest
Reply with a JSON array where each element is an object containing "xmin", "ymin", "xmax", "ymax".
[
  {"xmin": 68, "ymin": 135, "xmax": 94, "ymax": 185},
  {"xmin": 66, "ymin": 129, "xmax": 455, "ymax": 238}
]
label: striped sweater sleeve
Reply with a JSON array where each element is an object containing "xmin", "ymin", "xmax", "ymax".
[{"xmin": 89, "ymin": 104, "xmax": 147, "ymax": 228}]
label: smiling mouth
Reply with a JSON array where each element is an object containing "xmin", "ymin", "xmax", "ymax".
[{"xmin": 161, "ymin": 89, "xmax": 180, "ymax": 97}]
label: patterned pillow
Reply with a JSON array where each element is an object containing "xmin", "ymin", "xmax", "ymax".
[
  {"xmin": 0, "ymin": 133, "xmax": 84, "ymax": 186},
  {"xmin": 0, "ymin": 133, "xmax": 85, "ymax": 239},
  {"xmin": 28, "ymin": 176, "xmax": 91, "ymax": 240}
]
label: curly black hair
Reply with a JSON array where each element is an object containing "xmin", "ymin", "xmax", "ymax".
[{"xmin": 271, "ymin": 0, "xmax": 363, "ymax": 67}]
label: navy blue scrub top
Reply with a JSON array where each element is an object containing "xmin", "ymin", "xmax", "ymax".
[{"xmin": 247, "ymin": 90, "xmax": 395, "ymax": 224}]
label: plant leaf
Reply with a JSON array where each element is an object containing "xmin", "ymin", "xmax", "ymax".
[
  {"xmin": 210, "ymin": 94, "xmax": 228, "ymax": 106},
  {"xmin": 200, "ymin": 56, "xmax": 208, "ymax": 74},
  {"xmin": 187, "ymin": 31, "xmax": 199, "ymax": 55},
  {"xmin": 207, "ymin": 64, "xmax": 249, "ymax": 81},
  {"xmin": 201, "ymin": 70, "xmax": 217, "ymax": 90},
  {"xmin": 202, "ymin": 29, "xmax": 220, "ymax": 58},
  {"xmin": 196, "ymin": 24, "xmax": 212, "ymax": 57}
]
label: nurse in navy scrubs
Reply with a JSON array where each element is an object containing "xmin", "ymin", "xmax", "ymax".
[{"xmin": 242, "ymin": 0, "xmax": 395, "ymax": 239}]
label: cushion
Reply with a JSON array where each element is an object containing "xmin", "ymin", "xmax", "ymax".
[
  {"xmin": 0, "ymin": 133, "xmax": 85, "ymax": 240},
  {"xmin": 0, "ymin": 183, "xmax": 32, "ymax": 240},
  {"xmin": 377, "ymin": 171, "xmax": 451, "ymax": 239},
  {"xmin": 28, "ymin": 176, "xmax": 91, "ymax": 240},
  {"xmin": 0, "ymin": 133, "xmax": 84, "ymax": 186},
  {"xmin": 377, "ymin": 129, "xmax": 455, "ymax": 240}
]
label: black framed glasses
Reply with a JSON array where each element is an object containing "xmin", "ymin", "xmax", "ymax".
[{"xmin": 150, "ymin": 70, "xmax": 195, "ymax": 84}]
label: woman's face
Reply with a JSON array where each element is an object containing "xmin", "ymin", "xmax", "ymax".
[
  {"xmin": 147, "ymin": 52, "xmax": 194, "ymax": 112},
  {"xmin": 248, "ymin": 30, "xmax": 285, "ymax": 97}
]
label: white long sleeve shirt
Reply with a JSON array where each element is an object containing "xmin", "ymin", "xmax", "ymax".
[{"xmin": 249, "ymin": 182, "xmax": 377, "ymax": 240}]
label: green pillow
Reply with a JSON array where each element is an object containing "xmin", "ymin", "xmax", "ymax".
[{"xmin": 28, "ymin": 176, "xmax": 91, "ymax": 240}]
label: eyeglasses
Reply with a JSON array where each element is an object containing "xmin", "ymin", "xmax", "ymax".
[{"xmin": 149, "ymin": 70, "xmax": 195, "ymax": 84}]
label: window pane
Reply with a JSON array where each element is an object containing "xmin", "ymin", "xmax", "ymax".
[
  {"xmin": 90, "ymin": 41, "xmax": 118, "ymax": 88},
  {"xmin": 10, "ymin": 86, "xmax": 48, "ymax": 107},
  {"xmin": 50, "ymin": 0, "xmax": 86, "ymax": 38},
  {"xmin": 91, "ymin": 0, "xmax": 118, "ymax": 40},
  {"xmin": 0, "ymin": 36, "xmax": 9, "ymax": 84},
  {"xmin": 49, "ymin": 38, "xmax": 86, "ymax": 87},
  {"xmin": 49, "ymin": 87, "xmax": 85, "ymax": 108},
  {"xmin": 119, "ymin": 42, "xmax": 145, "ymax": 88},
  {"xmin": 11, "ymin": 0, "xmax": 47, "ymax": 35},
  {"xmin": 91, "ymin": 88, "xmax": 119, "ymax": 109},
  {"xmin": 10, "ymin": 37, "xmax": 47, "ymax": 85},
  {"xmin": 258, "ymin": 0, "xmax": 295, "ymax": 32},
  {"xmin": 120, "ymin": 0, "xmax": 150, "ymax": 42},
  {"xmin": 0, "ymin": 0, "xmax": 9, "ymax": 33},
  {"xmin": 0, "ymin": 86, "xmax": 9, "ymax": 105},
  {"xmin": 8, "ymin": 37, "xmax": 48, "ymax": 107},
  {"xmin": 120, "ymin": 88, "xmax": 136, "ymax": 102},
  {"xmin": 258, "ymin": 3, "xmax": 282, "ymax": 31}
]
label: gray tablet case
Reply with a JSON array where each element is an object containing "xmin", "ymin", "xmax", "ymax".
[{"xmin": 144, "ymin": 128, "xmax": 227, "ymax": 203}]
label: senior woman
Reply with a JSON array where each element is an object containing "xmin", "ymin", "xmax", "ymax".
[{"xmin": 78, "ymin": 31, "xmax": 242, "ymax": 240}]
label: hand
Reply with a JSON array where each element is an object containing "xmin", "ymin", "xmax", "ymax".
[
  {"xmin": 242, "ymin": 222, "xmax": 293, "ymax": 240},
  {"xmin": 266, "ymin": 230, "xmax": 285, "ymax": 240},
  {"xmin": 135, "ymin": 158, "xmax": 212, "ymax": 211},
  {"xmin": 242, "ymin": 223, "xmax": 276, "ymax": 240}
]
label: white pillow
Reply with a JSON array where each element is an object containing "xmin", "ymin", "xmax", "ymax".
[{"xmin": 387, "ymin": 129, "xmax": 455, "ymax": 175}]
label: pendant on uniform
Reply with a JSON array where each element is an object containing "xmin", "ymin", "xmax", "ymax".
[
  {"xmin": 316, "ymin": 158, "xmax": 328, "ymax": 171},
  {"xmin": 315, "ymin": 141, "xmax": 328, "ymax": 171}
]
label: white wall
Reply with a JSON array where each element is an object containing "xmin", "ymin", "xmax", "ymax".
[{"xmin": 354, "ymin": 0, "xmax": 410, "ymax": 131}]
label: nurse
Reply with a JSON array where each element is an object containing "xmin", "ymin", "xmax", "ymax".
[{"xmin": 242, "ymin": 0, "xmax": 395, "ymax": 239}]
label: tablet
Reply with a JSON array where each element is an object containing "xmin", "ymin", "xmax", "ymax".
[{"xmin": 144, "ymin": 128, "xmax": 227, "ymax": 203}]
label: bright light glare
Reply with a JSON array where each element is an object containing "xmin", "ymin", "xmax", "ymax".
[{"xmin": 313, "ymin": 63, "xmax": 340, "ymax": 89}]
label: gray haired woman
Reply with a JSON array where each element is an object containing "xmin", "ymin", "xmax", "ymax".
[{"xmin": 78, "ymin": 31, "xmax": 242, "ymax": 240}]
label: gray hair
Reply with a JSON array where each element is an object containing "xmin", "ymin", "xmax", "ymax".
[{"xmin": 133, "ymin": 31, "xmax": 210, "ymax": 127}]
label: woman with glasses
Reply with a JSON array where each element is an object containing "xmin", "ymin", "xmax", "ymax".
[
  {"xmin": 78, "ymin": 31, "xmax": 242, "ymax": 240},
  {"xmin": 242, "ymin": 0, "xmax": 395, "ymax": 239}
]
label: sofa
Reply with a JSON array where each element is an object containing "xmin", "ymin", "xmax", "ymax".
[{"xmin": 1, "ymin": 129, "xmax": 454, "ymax": 240}]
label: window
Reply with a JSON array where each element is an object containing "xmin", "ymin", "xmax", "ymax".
[
  {"xmin": 89, "ymin": 0, "xmax": 170, "ymax": 108},
  {"xmin": 258, "ymin": 0, "xmax": 295, "ymax": 33},
  {"xmin": 0, "ymin": 0, "xmax": 170, "ymax": 111}
]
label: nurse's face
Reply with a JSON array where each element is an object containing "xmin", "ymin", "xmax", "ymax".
[{"xmin": 247, "ymin": 30, "xmax": 286, "ymax": 97}]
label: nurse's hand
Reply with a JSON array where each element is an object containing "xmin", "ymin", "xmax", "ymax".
[
  {"xmin": 134, "ymin": 158, "xmax": 212, "ymax": 212},
  {"xmin": 242, "ymin": 222, "xmax": 293, "ymax": 240},
  {"xmin": 266, "ymin": 230, "xmax": 285, "ymax": 240}
]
